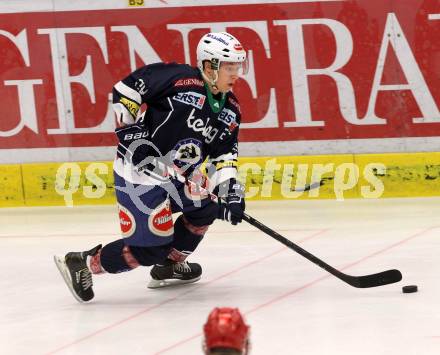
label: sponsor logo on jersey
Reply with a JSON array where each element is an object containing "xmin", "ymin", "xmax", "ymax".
[
  {"xmin": 218, "ymin": 108, "xmax": 238, "ymax": 131},
  {"xmin": 218, "ymin": 108, "xmax": 236, "ymax": 125},
  {"xmin": 173, "ymin": 92, "xmax": 206, "ymax": 110},
  {"xmin": 120, "ymin": 97, "xmax": 140, "ymax": 117},
  {"xmin": 118, "ymin": 204, "xmax": 136, "ymax": 237},
  {"xmin": 173, "ymin": 138, "xmax": 203, "ymax": 169},
  {"xmin": 174, "ymin": 78, "xmax": 204, "ymax": 88},
  {"xmin": 187, "ymin": 108, "xmax": 219, "ymax": 144},
  {"xmin": 148, "ymin": 200, "xmax": 174, "ymax": 237}
]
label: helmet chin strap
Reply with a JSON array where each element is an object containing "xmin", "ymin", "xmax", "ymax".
[{"xmin": 200, "ymin": 69, "xmax": 219, "ymax": 91}]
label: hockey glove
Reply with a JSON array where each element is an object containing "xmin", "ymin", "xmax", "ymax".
[{"xmin": 216, "ymin": 179, "xmax": 246, "ymax": 225}]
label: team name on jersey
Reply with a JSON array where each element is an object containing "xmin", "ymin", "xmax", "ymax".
[
  {"xmin": 174, "ymin": 78, "xmax": 204, "ymax": 88},
  {"xmin": 173, "ymin": 92, "xmax": 206, "ymax": 109}
]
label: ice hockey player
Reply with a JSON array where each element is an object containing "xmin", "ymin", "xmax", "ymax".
[
  {"xmin": 203, "ymin": 307, "xmax": 251, "ymax": 355},
  {"xmin": 54, "ymin": 32, "xmax": 248, "ymax": 303}
]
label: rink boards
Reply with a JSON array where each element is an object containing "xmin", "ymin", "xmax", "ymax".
[
  {"xmin": 1, "ymin": 1, "xmax": 439, "ymax": 208},
  {"xmin": 1, "ymin": 152, "xmax": 439, "ymax": 207}
]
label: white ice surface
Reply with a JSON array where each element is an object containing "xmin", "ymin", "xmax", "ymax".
[{"xmin": 1, "ymin": 198, "xmax": 439, "ymax": 355}]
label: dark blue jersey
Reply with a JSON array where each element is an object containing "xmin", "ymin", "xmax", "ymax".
[{"xmin": 112, "ymin": 62, "xmax": 241, "ymax": 186}]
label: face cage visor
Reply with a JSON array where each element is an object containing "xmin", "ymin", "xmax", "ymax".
[{"xmin": 212, "ymin": 56, "xmax": 249, "ymax": 76}]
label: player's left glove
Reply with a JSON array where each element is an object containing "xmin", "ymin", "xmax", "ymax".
[{"xmin": 216, "ymin": 178, "xmax": 246, "ymax": 225}]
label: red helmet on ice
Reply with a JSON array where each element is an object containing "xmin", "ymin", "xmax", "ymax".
[{"xmin": 203, "ymin": 307, "xmax": 250, "ymax": 355}]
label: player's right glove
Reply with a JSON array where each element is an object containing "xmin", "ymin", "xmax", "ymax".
[
  {"xmin": 216, "ymin": 178, "xmax": 246, "ymax": 225},
  {"xmin": 115, "ymin": 124, "xmax": 150, "ymax": 160}
]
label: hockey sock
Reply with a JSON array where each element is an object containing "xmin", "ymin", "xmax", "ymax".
[
  {"xmin": 97, "ymin": 239, "xmax": 139, "ymax": 274},
  {"xmin": 129, "ymin": 244, "xmax": 170, "ymax": 266},
  {"xmin": 167, "ymin": 215, "xmax": 208, "ymax": 262},
  {"xmin": 92, "ymin": 238, "xmax": 172, "ymax": 274},
  {"xmin": 87, "ymin": 246, "xmax": 105, "ymax": 274}
]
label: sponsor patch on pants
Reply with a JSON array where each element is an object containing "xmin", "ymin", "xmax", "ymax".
[
  {"xmin": 148, "ymin": 200, "xmax": 174, "ymax": 237},
  {"xmin": 118, "ymin": 204, "xmax": 136, "ymax": 237}
]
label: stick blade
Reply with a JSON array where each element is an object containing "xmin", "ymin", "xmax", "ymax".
[{"xmin": 345, "ymin": 269, "xmax": 402, "ymax": 288}]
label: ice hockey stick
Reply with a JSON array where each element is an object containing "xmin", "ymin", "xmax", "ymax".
[
  {"xmin": 134, "ymin": 158, "xmax": 403, "ymax": 288},
  {"xmin": 180, "ymin": 174, "xmax": 402, "ymax": 288},
  {"xmin": 242, "ymin": 212, "xmax": 402, "ymax": 288}
]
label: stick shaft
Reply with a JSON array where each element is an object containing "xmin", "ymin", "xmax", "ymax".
[
  {"xmin": 242, "ymin": 213, "xmax": 342, "ymax": 277},
  {"xmin": 242, "ymin": 213, "xmax": 402, "ymax": 288}
]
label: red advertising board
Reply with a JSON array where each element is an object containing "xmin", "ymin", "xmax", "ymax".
[{"xmin": 0, "ymin": 0, "xmax": 439, "ymax": 151}]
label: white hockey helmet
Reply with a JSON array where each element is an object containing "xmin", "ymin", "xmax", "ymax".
[{"xmin": 197, "ymin": 32, "xmax": 248, "ymax": 78}]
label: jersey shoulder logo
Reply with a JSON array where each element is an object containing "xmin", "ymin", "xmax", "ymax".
[
  {"xmin": 173, "ymin": 91, "xmax": 206, "ymax": 110},
  {"xmin": 134, "ymin": 78, "xmax": 148, "ymax": 95}
]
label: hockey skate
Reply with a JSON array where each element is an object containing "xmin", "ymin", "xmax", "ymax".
[
  {"xmin": 54, "ymin": 245, "xmax": 101, "ymax": 303},
  {"xmin": 148, "ymin": 259, "xmax": 202, "ymax": 289}
]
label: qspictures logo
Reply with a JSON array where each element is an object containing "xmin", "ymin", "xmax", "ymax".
[{"xmin": 54, "ymin": 148, "xmax": 388, "ymax": 207}]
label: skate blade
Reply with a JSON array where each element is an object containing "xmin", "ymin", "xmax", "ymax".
[
  {"xmin": 53, "ymin": 255, "xmax": 86, "ymax": 304},
  {"xmin": 147, "ymin": 276, "xmax": 201, "ymax": 289}
]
